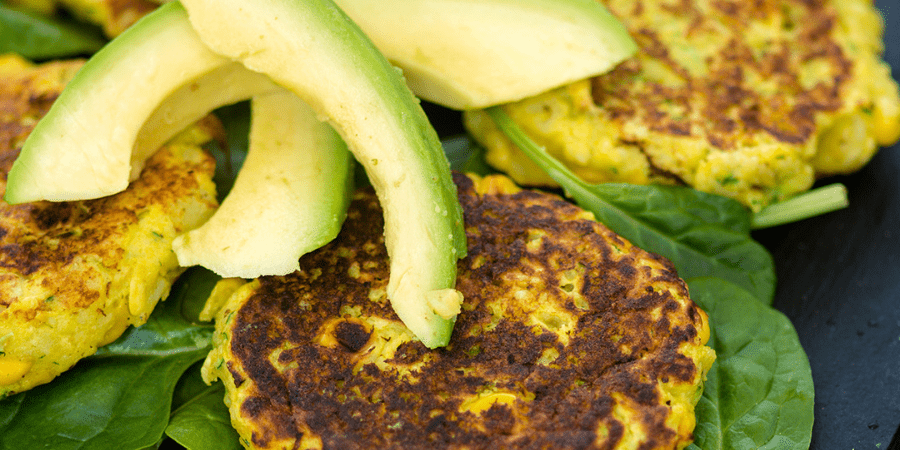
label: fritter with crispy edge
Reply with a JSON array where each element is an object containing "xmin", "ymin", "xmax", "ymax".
[
  {"xmin": 0, "ymin": 54, "xmax": 219, "ymax": 397},
  {"xmin": 465, "ymin": 0, "xmax": 900, "ymax": 210},
  {"xmin": 202, "ymin": 172, "xmax": 715, "ymax": 450}
]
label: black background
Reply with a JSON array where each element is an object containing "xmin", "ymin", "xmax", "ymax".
[{"xmin": 752, "ymin": 0, "xmax": 900, "ymax": 447}]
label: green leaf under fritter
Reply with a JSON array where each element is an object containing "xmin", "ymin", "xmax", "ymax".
[
  {"xmin": 0, "ymin": 4, "xmax": 105, "ymax": 60},
  {"xmin": 0, "ymin": 267, "xmax": 217, "ymax": 450},
  {"xmin": 165, "ymin": 364, "xmax": 242, "ymax": 450},
  {"xmin": 206, "ymin": 102, "xmax": 250, "ymax": 202},
  {"xmin": 686, "ymin": 277, "xmax": 814, "ymax": 450}
]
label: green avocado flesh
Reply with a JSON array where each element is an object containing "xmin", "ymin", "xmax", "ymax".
[
  {"xmin": 180, "ymin": 0, "xmax": 466, "ymax": 348},
  {"xmin": 4, "ymin": 1, "xmax": 233, "ymax": 203},
  {"xmin": 334, "ymin": 0, "xmax": 637, "ymax": 109},
  {"xmin": 172, "ymin": 89, "xmax": 354, "ymax": 278},
  {"xmin": 5, "ymin": 0, "xmax": 466, "ymax": 348},
  {"xmin": 134, "ymin": 63, "xmax": 280, "ymax": 179}
]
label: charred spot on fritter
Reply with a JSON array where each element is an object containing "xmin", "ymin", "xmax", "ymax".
[
  {"xmin": 333, "ymin": 321, "xmax": 372, "ymax": 352},
  {"xmin": 204, "ymin": 173, "xmax": 715, "ymax": 450},
  {"xmin": 591, "ymin": 0, "xmax": 853, "ymax": 149}
]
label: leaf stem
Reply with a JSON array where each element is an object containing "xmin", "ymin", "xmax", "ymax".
[
  {"xmin": 485, "ymin": 107, "xmax": 588, "ymax": 191},
  {"xmin": 750, "ymin": 184, "xmax": 848, "ymax": 229}
]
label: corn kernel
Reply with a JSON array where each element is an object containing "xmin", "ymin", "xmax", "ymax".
[{"xmin": 0, "ymin": 357, "xmax": 32, "ymax": 386}]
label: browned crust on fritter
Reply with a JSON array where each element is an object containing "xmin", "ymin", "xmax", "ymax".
[
  {"xmin": 0, "ymin": 60, "xmax": 83, "ymax": 178},
  {"xmin": 0, "ymin": 59, "xmax": 219, "ymax": 310},
  {"xmin": 225, "ymin": 173, "xmax": 705, "ymax": 449},
  {"xmin": 593, "ymin": 0, "xmax": 852, "ymax": 149},
  {"xmin": 0, "ymin": 146, "xmax": 217, "ymax": 309},
  {"xmin": 102, "ymin": 0, "xmax": 159, "ymax": 36}
]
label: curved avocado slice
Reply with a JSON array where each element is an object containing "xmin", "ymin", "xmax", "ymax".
[
  {"xmin": 334, "ymin": 0, "xmax": 637, "ymax": 109},
  {"xmin": 6, "ymin": 4, "xmax": 345, "ymax": 281},
  {"xmin": 134, "ymin": 62, "xmax": 280, "ymax": 180},
  {"xmin": 4, "ymin": 1, "xmax": 233, "ymax": 203},
  {"xmin": 172, "ymin": 89, "xmax": 354, "ymax": 278},
  {"xmin": 180, "ymin": 0, "xmax": 466, "ymax": 348}
]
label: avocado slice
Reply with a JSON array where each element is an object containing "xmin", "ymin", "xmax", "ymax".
[
  {"xmin": 334, "ymin": 0, "xmax": 637, "ymax": 109},
  {"xmin": 179, "ymin": 0, "xmax": 466, "ymax": 348},
  {"xmin": 4, "ymin": 1, "xmax": 234, "ymax": 203},
  {"xmin": 171, "ymin": 88, "xmax": 354, "ymax": 278},
  {"xmin": 7, "ymin": 0, "xmax": 465, "ymax": 347},
  {"xmin": 7, "ymin": 6, "xmax": 342, "ymax": 279},
  {"xmin": 134, "ymin": 62, "xmax": 280, "ymax": 180}
]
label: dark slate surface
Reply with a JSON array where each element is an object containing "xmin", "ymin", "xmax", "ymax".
[{"xmin": 753, "ymin": 1, "xmax": 900, "ymax": 448}]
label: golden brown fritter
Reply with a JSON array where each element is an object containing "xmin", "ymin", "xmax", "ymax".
[
  {"xmin": 465, "ymin": 0, "xmax": 900, "ymax": 210},
  {"xmin": 202, "ymin": 173, "xmax": 715, "ymax": 450},
  {"xmin": 0, "ymin": 55, "xmax": 219, "ymax": 397}
]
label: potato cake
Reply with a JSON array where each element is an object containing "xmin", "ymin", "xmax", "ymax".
[
  {"xmin": 0, "ymin": 55, "xmax": 219, "ymax": 397},
  {"xmin": 202, "ymin": 173, "xmax": 715, "ymax": 450},
  {"xmin": 465, "ymin": 0, "xmax": 900, "ymax": 210}
]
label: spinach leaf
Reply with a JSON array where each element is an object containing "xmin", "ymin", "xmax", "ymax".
[
  {"xmin": 0, "ymin": 4, "xmax": 105, "ymax": 60},
  {"xmin": 485, "ymin": 107, "xmax": 776, "ymax": 303},
  {"xmin": 686, "ymin": 277, "xmax": 814, "ymax": 450},
  {"xmin": 0, "ymin": 350, "xmax": 206, "ymax": 450},
  {"xmin": 0, "ymin": 393, "xmax": 23, "ymax": 428},
  {"xmin": 165, "ymin": 364, "xmax": 241, "ymax": 450},
  {"xmin": 444, "ymin": 135, "xmax": 493, "ymax": 175},
  {"xmin": 0, "ymin": 267, "xmax": 217, "ymax": 450},
  {"xmin": 208, "ymin": 102, "xmax": 251, "ymax": 202}
]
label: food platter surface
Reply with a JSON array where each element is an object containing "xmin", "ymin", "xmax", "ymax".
[
  {"xmin": 752, "ymin": 0, "xmax": 900, "ymax": 446},
  {"xmin": 0, "ymin": 0, "xmax": 898, "ymax": 448}
]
